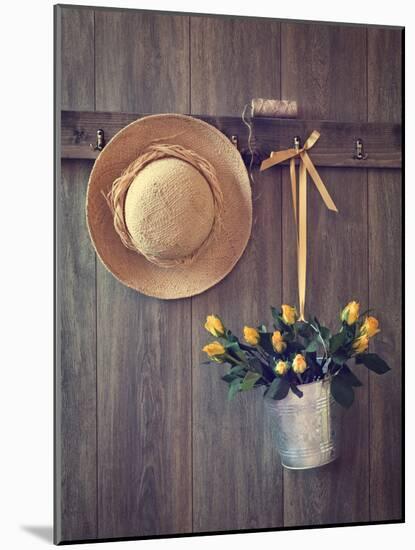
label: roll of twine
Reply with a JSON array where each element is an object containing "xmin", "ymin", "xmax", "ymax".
[
  {"xmin": 104, "ymin": 142, "xmax": 224, "ymax": 268},
  {"xmin": 250, "ymin": 98, "xmax": 298, "ymax": 118}
]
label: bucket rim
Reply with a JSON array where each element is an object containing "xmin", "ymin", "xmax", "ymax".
[
  {"xmin": 263, "ymin": 374, "xmax": 332, "ymax": 401},
  {"xmin": 296, "ymin": 374, "xmax": 332, "ymax": 390}
]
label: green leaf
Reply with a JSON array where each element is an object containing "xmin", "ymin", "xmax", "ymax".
[
  {"xmin": 240, "ymin": 371, "xmax": 262, "ymax": 391},
  {"xmin": 329, "ymin": 331, "xmax": 347, "ymax": 353},
  {"xmin": 339, "ymin": 364, "xmax": 363, "ymax": 387},
  {"xmin": 224, "ymin": 340, "xmax": 241, "ymax": 351},
  {"xmin": 290, "ymin": 383, "xmax": 304, "ymax": 398},
  {"xmin": 229, "ymin": 365, "xmax": 246, "ymax": 376},
  {"xmin": 344, "ymin": 323, "xmax": 358, "ymax": 342},
  {"xmin": 313, "ymin": 316, "xmax": 321, "ymax": 330},
  {"xmin": 287, "ymin": 341, "xmax": 305, "ymax": 353},
  {"xmin": 271, "ymin": 306, "xmax": 280, "ymax": 321},
  {"xmin": 247, "ymin": 357, "xmax": 263, "ymax": 374},
  {"xmin": 270, "ymin": 308, "xmax": 290, "ymax": 332},
  {"xmin": 228, "ymin": 379, "xmax": 242, "ymax": 400},
  {"xmin": 222, "ymin": 365, "xmax": 246, "ymax": 383},
  {"xmin": 264, "ymin": 377, "xmax": 278, "ymax": 398},
  {"xmin": 332, "ymin": 350, "xmax": 350, "ymax": 365},
  {"xmin": 355, "ymin": 353, "xmax": 391, "ymax": 374},
  {"xmin": 265, "ymin": 376, "xmax": 290, "ymax": 400},
  {"xmin": 305, "ymin": 338, "xmax": 319, "ymax": 353},
  {"xmin": 259, "ymin": 332, "xmax": 275, "ymax": 355},
  {"xmin": 273, "ymin": 318, "xmax": 287, "ymax": 332},
  {"xmin": 296, "ymin": 322, "xmax": 314, "ymax": 339},
  {"xmin": 222, "ymin": 373, "xmax": 238, "ymax": 383},
  {"xmin": 305, "ymin": 352, "xmax": 323, "ymax": 378},
  {"xmin": 219, "ymin": 335, "xmax": 241, "ymax": 350},
  {"xmin": 331, "ymin": 374, "xmax": 355, "ymax": 408},
  {"xmin": 223, "ymin": 339, "xmax": 248, "ymax": 363},
  {"xmin": 257, "ymin": 324, "xmax": 267, "ymax": 333},
  {"xmin": 225, "ymin": 330, "xmax": 238, "ymax": 343},
  {"xmin": 319, "ymin": 326, "xmax": 331, "ymax": 341},
  {"xmin": 283, "ymin": 330, "xmax": 295, "ymax": 342}
]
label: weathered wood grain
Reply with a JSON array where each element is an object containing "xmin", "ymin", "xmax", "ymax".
[
  {"xmin": 190, "ymin": 17, "xmax": 280, "ymax": 116},
  {"xmin": 368, "ymin": 27, "xmax": 403, "ymax": 521},
  {"xmin": 56, "ymin": 8, "xmax": 403, "ymax": 540},
  {"xmin": 60, "ymin": 6, "xmax": 94, "ymax": 111},
  {"xmin": 61, "ymin": 110, "xmax": 402, "ymax": 168},
  {"xmin": 190, "ymin": 15, "xmax": 284, "ymax": 532},
  {"xmin": 55, "ymin": 6, "xmax": 97, "ymax": 544},
  {"xmin": 58, "ymin": 161, "xmax": 97, "ymax": 542},
  {"xmin": 95, "ymin": 10, "xmax": 189, "ymax": 113},
  {"xmin": 94, "ymin": 9, "xmax": 192, "ymax": 538},
  {"xmin": 281, "ymin": 23, "xmax": 367, "ymax": 122},
  {"xmin": 281, "ymin": 22, "xmax": 370, "ymax": 526},
  {"xmin": 96, "ymin": 290, "xmax": 192, "ymax": 537}
]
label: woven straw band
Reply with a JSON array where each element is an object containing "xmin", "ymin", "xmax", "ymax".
[{"xmin": 105, "ymin": 142, "xmax": 224, "ymax": 268}]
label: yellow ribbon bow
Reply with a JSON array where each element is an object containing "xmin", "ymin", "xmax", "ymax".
[{"xmin": 260, "ymin": 131, "xmax": 338, "ymax": 321}]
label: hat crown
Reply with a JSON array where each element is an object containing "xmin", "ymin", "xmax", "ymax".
[{"xmin": 124, "ymin": 158, "xmax": 215, "ymax": 261}]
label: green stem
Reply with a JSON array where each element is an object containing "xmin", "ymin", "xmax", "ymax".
[
  {"xmin": 224, "ymin": 352, "xmax": 245, "ymax": 366},
  {"xmin": 257, "ymin": 345, "xmax": 270, "ymax": 363},
  {"xmin": 304, "ymin": 320, "xmax": 328, "ymax": 360}
]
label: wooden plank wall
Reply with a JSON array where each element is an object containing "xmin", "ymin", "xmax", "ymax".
[
  {"xmin": 281, "ymin": 23, "xmax": 370, "ymax": 526},
  {"xmin": 94, "ymin": 11, "xmax": 192, "ymax": 539},
  {"xmin": 190, "ymin": 17, "xmax": 283, "ymax": 532},
  {"xmin": 56, "ymin": 7, "xmax": 97, "ymax": 543},
  {"xmin": 368, "ymin": 28, "xmax": 402, "ymax": 521},
  {"xmin": 55, "ymin": 5, "xmax": 403, "ymax": 543}
]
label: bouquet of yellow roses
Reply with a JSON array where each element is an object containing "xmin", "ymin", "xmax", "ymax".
[{"xmin": 201, "ymin": 301, "xmax": 390, "ymax": 408}]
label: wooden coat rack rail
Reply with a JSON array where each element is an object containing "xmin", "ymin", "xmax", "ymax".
[{"xmin": 61, "ymin": 110, "xmax": 402, "ymax": 169}]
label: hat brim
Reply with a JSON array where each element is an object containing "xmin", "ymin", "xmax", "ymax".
[{"xmin": 86, "ymin": 114, "xmax": 252, "ymax": 299}]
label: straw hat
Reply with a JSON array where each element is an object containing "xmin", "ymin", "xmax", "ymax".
[{"xmin": 86, "ymin": 114, "xmax": 252, "ymax": 299}]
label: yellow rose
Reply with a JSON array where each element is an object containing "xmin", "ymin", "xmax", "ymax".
[
  {"xmin": 341, "ymin": 300, "xmax": 360, "ymax": 325},
  {"xmin": 275, "ymin": 360, "xmax": 289, "ymax": 376},
  {"xmin": 202, "ymin": 341, "xmax": 226, "ymax": 359},
  {"xmin": 204, "ymin": 314, "xmax": 225, "ymax": 337},
  {"xmin": 360, "ymin": 316, "xmax": 380, "ymax": 338},
  {"xmin": 352, "ymin": 334, "xmax": 369, "ymax": 354},
  {"xmin": 243, "ymin": 326, "xmax": 260, "ymax": 346},
  {"xmin": 272, "ymin": 330, "xmax": 287, "ymax": 353},
  {"xmin": 281, "ymin": 304, "xmax": 297, "ymax": 325},
  {"xmin": 292, "ymin": 354, "xmax": 307, "ymax": 374}
]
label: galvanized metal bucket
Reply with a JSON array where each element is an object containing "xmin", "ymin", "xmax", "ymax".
[{"xmin": 264, "ymin": 377, "xmax": 342, "ymax": 470}]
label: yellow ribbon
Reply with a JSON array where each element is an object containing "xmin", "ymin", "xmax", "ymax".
[{"xmin": 260, "ymin": 131, "xmax": 338, "ymax": 321}]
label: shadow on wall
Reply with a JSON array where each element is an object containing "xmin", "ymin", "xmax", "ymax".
[{"xmin": 21, "ymin": 525, "xmax": 53, "ymax": 543}]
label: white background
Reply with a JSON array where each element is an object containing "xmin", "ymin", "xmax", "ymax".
[{"xmin": 0, "ymin": 0, "xmax": 410, "ymax": 547}]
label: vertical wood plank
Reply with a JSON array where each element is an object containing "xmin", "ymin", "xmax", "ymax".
[
  {"xmin": 95, "ymin": 11, "xmax": 190, "ymax": 113},
  {"xmin": 94, "ymin": 10, "xmax": 192, "ymax": 538},
  {"xmin": 190, "ymin": 16, "xmax": 284, "ymax": 532},
  {"xmin": 281, "ymin": 23, "xmax": 367, "ymax": 122},
  {"xmin": 59, "ymin": 161, "xmax": 97, "ymax": 541},
  {"xmin": 368, "ymin": 27, "xmax": 403, "ymax": 521},
  {"xmin": 61, "ymin": 6, "xmax": 95, "ymax": 111},
  {"xmin": 56, "ymin": 6, "xmax": 97, "ymax": 543},
  {"xmin": 281, "ymin": 22, "xmax": 370, "ymax": 526},
  {"xmin": 190, "ymin": 17, "xmax": 280, "ymax": 116}
]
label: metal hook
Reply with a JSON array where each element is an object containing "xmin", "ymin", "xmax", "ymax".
[
  {"xmin": 231, "ymin": 135, "xmax": 238, "ymax": 149},
  {"xmin": 293, "ymin": 136, "xmax": 301, "ymax": 151},
  {"xmin": 353, "ymin": 138, "xmax": 368, "ymax": 160},
  {"xmin": 90, "ymin": 129, "xmax": 105, "ymax": 151}
]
